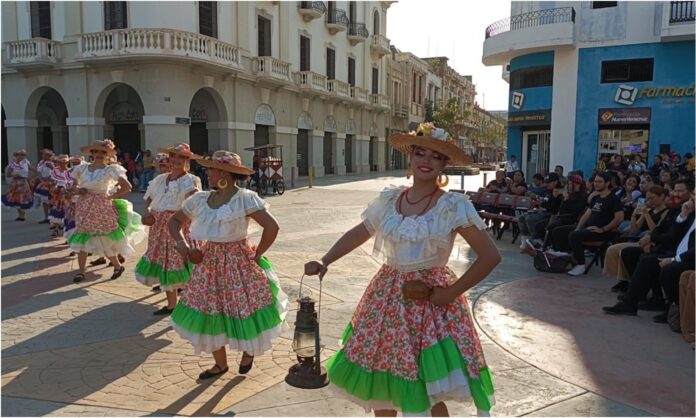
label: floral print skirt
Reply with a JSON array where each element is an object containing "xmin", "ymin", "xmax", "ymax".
[
  {"xmin": 135, "ymin": 211, "xmax": 197, "ymax": 291},
  {"xmin": 48, "ymin": 187, "xmax": 68, "ymax": 225},
  {"xmin": 327, "ymin": 264, "xmax": 495, "ymax": 416},
  {"xmin": 33, "ymin": 177, "xmax": 53, "ymax": 205},
  {"xmin": 2, "ymin": 178, "xmax": 33, "ymax": 209},
  {"xmin": 170, "ymin": 240, "xmax": 288, "ymax": 355},
  {"xmin": 67, "ymin": 193, "xmax": 145, "ymax": 257}
]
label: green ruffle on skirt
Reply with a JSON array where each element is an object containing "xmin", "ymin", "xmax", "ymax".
[
  {"xmin": 170, "ymin": 257, "xmax": 284, "ymax": 341},
  {"xmin": 326, "ymin": 323, "xmax": 495, "ymax": 414},
  {"xmin": 67, "ymin": 198, "xmax": 143, "ymax": 245},
  {"xmin": 135, "ymin": 258, "xmax": 194, "ymax": 287}
]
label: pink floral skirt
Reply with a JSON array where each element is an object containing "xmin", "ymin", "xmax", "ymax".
[{"xmin": 2, "ymin": 178, "xmax": 33, "ymax": 209}]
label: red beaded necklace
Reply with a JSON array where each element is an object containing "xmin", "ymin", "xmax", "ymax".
[{"xmin": 398, "ymin": 187, "xmax": 440, "ymax": 217}]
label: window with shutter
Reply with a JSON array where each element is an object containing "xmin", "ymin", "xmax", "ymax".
[
  {"xmin": 258, "ymin": 16, "xmax": 271, "ymax": 56},
  {"xmin": 199, "ymin": 1, "xmax": 218, "ymax": 38},
  {"xmin": 31, "ymin": 2, "xmax": 52, "ymax": 39},
  {"xmin": 372, "ymin": 68, "xmax": 379, "ymax": 95},
  {"xmin": 104, "ymin": 1, "xmax": 128, "ymax": 30},
  {"xmin": 348, "ymin": 58, "xmax": 355, "ymax": 86},
  {"xmin": 327, "ymin": 48, "xmax": 335, "ymax": 80},
  {"xmin": 300, "ymin": 36, "xmax": 311, "ymax": 71}
]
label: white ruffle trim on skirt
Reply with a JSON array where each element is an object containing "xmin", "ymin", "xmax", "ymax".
[
  {"xmin": 170, "ymin": 267, "xmax": 289, "ymax": 356},
  {"xmin": 70, "ymin": 236, "xmax": 137, "ymax": 258},
  {"xmin": 134, "ymin": 272, "xmax": 160, "ymax": 287},
  {"xmin": 328, "ymin": 368, "xmax": 495, "ymax": 417}
]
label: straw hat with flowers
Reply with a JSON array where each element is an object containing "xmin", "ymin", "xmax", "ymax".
[
  {"xmin": 69, "ymin": 155, "xmax": 85, "ymax": 164},
  {"xmin": 13, "ymin": 149, "xmax": 27, "ymax": 156},
  {"xmin": 157, "ymin": 143, "xmax": 201, "ymax": 159},
  {"xmin": 197, "ymin": 150, "xmax": 254, "ymax": 176},
  {"xmin": 389, "ymin": 122, "xmax": 470, "ymax": 166},
  {"xmin": 41, "ymin": 148, "xmax": 55, "ymax": 157},
  {"xmin": 155, "ymin": 153, "xmax": 170, "ymax": 164},
  {"xmin": 53, "ymin": 154, "xmax": 70, "ymax": 164},
  {"xmin": 80, "ymin": 139, "xmax": 117, "ymax": 155}
]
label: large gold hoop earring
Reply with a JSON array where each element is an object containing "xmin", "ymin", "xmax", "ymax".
[
  {"xmin": 436, "ymin": 173, "xmax": 449, "ymax": 188},
  {"xmin": 406, "ymin": 168, "xmax": 413, "ymax": 179},
  {"xmin": 217, "ymin": 179, "xmax": 228, "ymax": 189}
]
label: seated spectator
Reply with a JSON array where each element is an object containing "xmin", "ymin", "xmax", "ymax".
[
  {"xmin": 603, "ymin": 197, "xmax": 695, "ymax": 317},
  {"xmin": 609, "ymin": 155, "xmax": 624, "ymax": 172},
  {"xmin": 504, "ymin": 155, "xmax": 519, "ymax": 179},
  {"xmin": 486, "ymin": 170, "xmax": 510, "ymax": 194},
  {"xmin": 540, "ymin": 168, "xmax": 549, "ymax": 178},
  {"xmin": 540, "ymin": 174, "xmax": 588, "ymax": 250},
  {"xmin": 671, "ymin": 153, "xmax": 683, "ymax": 175},
  {"xmin": 527, "ymin": 173, "xmax": 546, "ymax": 196},
  {"xmin": 659, "ymin": 169, "xmax": 675, "ymax": 187},
  {"xmin": 604, "ymin": 186, "xmax": 670, "ymax": 293},
  {"xmin": 628, "ymin": 154, "xmax": 647, "ymax": 175},
  {"xmin": 686, "ymin": 152, "xmax": 695, "ymax": 174},
  {"xmin": 650, "ymin": 155, "xmax": 668, "ymax": 177},
  {"xmin": 509, "ymin": 170, "xmax": 528, "ymax": 196},
  {"xmin": 554, "ymin": 165, "xmax": 567, "ymax": 186},
  {"xmin": 518, "ymin": 173, "xmax": 562, "ymax": 248},
  {"xmin": 550, "ymin": 172, "xmax": 625, "ymax": 276},
  {"xmin": 618, "ymin": 176, "xmax": 642, "ymax": 224}
]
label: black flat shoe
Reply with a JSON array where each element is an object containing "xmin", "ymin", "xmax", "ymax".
[
  {"xmin": 153, "ymin": 306, "xmax": 173, "ymax": 316},
  {"xmin": 602, "ymin": 301, "xmax": 637, "ymax": 316},
  {"xmin": 108, "ymin": 255, "xmax": 126, "ymax": 267},
  {"xmin": 238, "ymin": 354, "xmax": 254, "ymax": 375},
  {"xmin": 89, "ymin": 257, "xmax": 107, "ymax": 266},
  {"xmin": 73, "ymin": 273, "xmax": 85, "ymax": 283},
  {"xmin": 16, "ymin": 217, "xmax": 26, "ymax": 222},
  {"xmin": 152, "ymin": 285, "xmax": 161, "ymax": 292},
  {"xmin": 610, "ymin": 281, "xmax": 629, "ymax": 293},
  {"xmin": 637, "ymin": 298, "xmax": 666, "ymax": 312},
  {"xmin": 198, "ymin": 365, "xmax": 229, "ymax": 380},
  {"xmin": 39, "ymin": 219, "xmax": 50, "ymax": 224},
  {"xmin": 110, "ymin": 266, "xmax": 125, "ymax": 280}
]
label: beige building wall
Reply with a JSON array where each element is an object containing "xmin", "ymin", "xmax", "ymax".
[{"xmin": 1, "ymin": 1, "xmax": 393, "ymax": 177}]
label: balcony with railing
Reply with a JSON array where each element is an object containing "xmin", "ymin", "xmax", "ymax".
[
  {"xmin": 327, "ymin": 79, "xmax": 351, "ymax": 102},
  {"xmin": 482, "ymin": 7, "xmax": 576, "ymax": 66},
  {"xmin": 661, "ymin": 1, "xmax": 695, "ymax": 39},
  {"xmin": 293, "ymin": 71, "xmax": 328, "ymax": 95},
  {"xmin": 370, "ymin": 34, "xmax": 391, "ymax": 58},
  {"xmin": 325, "ymin": 8, "xmax": 349, "ymax": 34},
  {"xmin": 410, "ymin": 102, "xmax": 425, "ymax": 119},
  {"xmin": 76, "ymin": 28, "xmax": 241, "ymax": 69},
  {"xmin": 370, "ymin": 94, "xmax": 390, "ymax": 111},
  {"xmin": 298, "ymin": 1, "xmax": 326, "ymax": 22},
  {"xmin": 347, "ymin": 22, "xmax": 369, "ymax": 45},
  {"xmin": 392, "ymin": 103, "xmax": 409, "ymax": 118},
  {"xmin": 350, "ymin": 86, "xmax": 370, "ymax": 105},
  {"xmin": 4, "ymin": 38, "xmax": 60, "ymax": 68},
  {"xmin": 253, "ymin": 56, "xmax": 292, "ymax": 85}
]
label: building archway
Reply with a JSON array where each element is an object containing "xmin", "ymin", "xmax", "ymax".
[
  {"xmin": 254, "ymin": 104, "xmax": 276, "ymax": 147},
  {"xmin": 296, "ymin": 111, "xmax": 313, "ymax": 176},
  {"xmin": 25, "ymin": 87, "xmax": 70, "ymax": 155},
  {"xmin": 97, "ymin": 83, "xmax": 145, "ymax": 157},
  {"xmin": 189, "ymin": 88, "xmax": 226, "ymax": 155}
]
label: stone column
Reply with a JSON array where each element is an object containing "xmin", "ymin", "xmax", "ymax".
[
  {"xmin": 375, "ymin": 136, "xmax": 386, "ymax": 172},
  {"xmin": 310, "ymin": 130, "xmax": 325, "ymax": 177},
  {"xmin": 335, "ymin": 133, "xmax": 346, "ymax": 176},
  {"xmin": 66, "ymin": 117, "xmax": 105, "ymax": 156},
  {"xmin": 141, "ymin": 116, "xmax": 190, "ymax": 154},
  {"xmin": 356, "ymin": 134, "xmax": 370, "ymax": 174},
  {"xmin": 4, "ymin": 119, "xmax": 38, "ymax": 162},
  {"xmin": 219, "ymin": 122, "xmax": 255, "ymax": 166}
]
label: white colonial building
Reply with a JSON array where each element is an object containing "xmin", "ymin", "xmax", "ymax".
[{"xmin": 1, "ymin": 1, "xmax": 394, "ymax": 177}]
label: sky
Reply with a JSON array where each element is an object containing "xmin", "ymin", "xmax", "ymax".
[{"xmin": 386, "ymin": 0, "xmax": 512, "ymax": 111}]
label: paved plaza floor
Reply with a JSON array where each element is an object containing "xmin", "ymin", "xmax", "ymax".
[{"xmin": 1, "ymin": 172, "xmax": 694, "ymax": 416}]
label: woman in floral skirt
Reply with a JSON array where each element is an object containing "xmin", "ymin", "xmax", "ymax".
[
  {"xmin": 33, "ymin": 148, "xmax": 56, "ymax": 224},
  {"xmin": 2, "ymin": 150, "xmax": 34, "ymax": 221},
  {"xmin": 68, "ymin": 139, "xmax": 145, "ymax": 283},
  {"xmin": 63, "ymin": 156, "xmax": 87, "ymax": 243},
  {"xmin": 305, "ymin": 123, "xmax": 501, "ymax": 417},
  {"xmin": 135, "ymin": 143, "xmax": 202, "ymax": 315},
  {"xmin": 168, "ymin": 150, "xmax": 287, "ymax": 380},
  {"xmin": 47, "ymin": 155, "xmax": 73, "ymax": 236}
]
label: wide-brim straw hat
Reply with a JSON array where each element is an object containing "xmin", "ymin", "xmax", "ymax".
[
  {"xmin": 155, "ymin": 153, "xmax": 170, "ymax": 164},
  {"xmin": 53, "ymin": 154, "xmax": 70, "ymax": 163},
  {"xmin": 157, "ymin": 143, "xmax": 201, "ymax": 159},
  {"xmin": 69, "ymin": 155, "xmax": 84, "ymax": 163},
  {"xmin": 41, "ymin": 148, "xmax": 55, "ymax": 156},
  {"xmin": 80, "ymin": 139, "xmax": 117, "ymax": 155},
  {"xmin": 389, "ymin": 123, "xmax": 470, "ymax": 166},
  {"xmin": 196, "ymin": 150, "xmax": 254, "ymax": 176},
  {"xmin": 13, "ymin": 149, "xmax": 27, "ymax": 156}
]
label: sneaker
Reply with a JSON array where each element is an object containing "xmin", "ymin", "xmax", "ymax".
[
  {"xmin": 610, "ymin": 281, "xmax": 630, "ymax": 293},
  {"xmin": 519, "ymin": 236, "xmax": 530, "ymax": 249},
  {"xmin": 530, "ymin": 239, "xmax": 544, "ymax": 249},
  {"xmin": 567, "ymin": 264, "xmax": 586, "ymax": 276}
]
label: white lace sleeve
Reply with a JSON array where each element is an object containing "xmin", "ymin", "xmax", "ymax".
[
  {"xmin": 241, "ymin": 189, "xmax": 270, "ymax": 215},
  {"xmin": 108, "ymin": 164, "xmax": 127, "ymax": 181},
  {"xmin": 361, "ymin": 186, "xmax": 402, "ymax": 236},
  {"xmin": 182, "ymin": 192, "xmax": 207, "ymax": 218},
  {"xmin": 446, "ymin": 193, "xmax": 487, "ymax": 232}
]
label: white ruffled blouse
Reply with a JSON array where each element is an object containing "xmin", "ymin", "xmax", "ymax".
[
  {"xmin": 182, "ymin": 188, "xmax": 269, "ymax": 242},
  {"xmin": 72, "ymin": 164, "xmax": 126, "ymax": 193},
  {"xmin": 362, "ymin": 186, "xmax": 486, "ymax": 272},
  {"xmin": 145, "ymin": 173, "xmax": 202, "ymax": 212}
]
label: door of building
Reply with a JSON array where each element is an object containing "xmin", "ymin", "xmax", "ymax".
[
  {"xmin": 323, "ymin": 132, "xmax": 334, "ymax": 175},
  {"xmin": 369, "ymin": 136, "xmax": 376, "ymax": 171},
  {"xmin": 297, "ymin": 129, "xmax": 309, "ymax": 176},
  {"xmin": 189, "ymin": 122, "xmax": 209, "ymax": 155},
  {"xmin": 345, "ymin": 134, "xmax": 353, "ymax": 173},
  {"xmin": 254, "ymin": 125, "xmax": 270, "ymax": 147},
  {"xmin": 522, "ymin": 130, "xmax": 550, "ymax": 179},
  {"xmin": 113, "ymin": 124, "xmax": 141, "ymax": 156}
]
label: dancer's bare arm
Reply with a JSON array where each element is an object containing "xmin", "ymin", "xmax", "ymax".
[
  {"xmin": 248, "ymin": 210, "xmax": 280, "ymax": 261},
  {"xmin": 169, "ymin": 210, "xmax": 191, "ymax": 259},
  {"xmin": 304, "ymin": 223, "xmax": 372, "ymax": 279}
]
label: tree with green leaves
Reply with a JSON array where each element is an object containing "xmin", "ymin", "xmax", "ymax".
[{"xmin": 432, "ymin": 97, "xmax": 468, "ymax": 142}]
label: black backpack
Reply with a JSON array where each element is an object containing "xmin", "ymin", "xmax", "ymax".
[{"xmin": 533, "ymin": 251, "xmax": 574, "ymax": 273}]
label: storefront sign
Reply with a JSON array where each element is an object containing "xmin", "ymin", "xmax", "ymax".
[
  {"xmin": 614, "ymin": 84, "xmax": 695, "ymax": 106},
  {"xmin": 190, "ymin": 108, "xmax": 208, "ymax": 122},
  {"xmin": 598, "ymin": 108, "xmax": 651, "ymax": 125},
  {"xmin": 507, "ymin": 110, "xmax": 551, "ymax": 126},
  {"xmin": 254, "ymin": 104, "xmax": 276, "ymax": 126},
  {"xmin": 107, "ymin": 102, "xmax": 141, "ymax": 124},
  {"xmin": 175, "ymin": 117, "xmax": 191, "ymax": 125},
  {"xmin": 511, "ymin": 92, "xmax": 525, "ymax": 110}
]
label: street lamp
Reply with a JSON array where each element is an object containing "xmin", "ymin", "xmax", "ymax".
[{"xmin": 285, "ymin": 277, "xmax": 329, "ymax": 389}]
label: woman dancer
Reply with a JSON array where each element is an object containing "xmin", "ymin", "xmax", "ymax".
[
  {"xmin": 2, "ymin": 150, "xmax": 34, "ymax": 221},
  {"xmin": 168, "ymin": 150, "xmax": 287, "ymax": 379},
  {"xmin": 48, "ymin": 155, "xmax": 73, "ymax": 236},
  {"xmin": 305, "ymin": 124, "xmax": 501, "ymax": 416},
  {"xmin": 136, "ymin": 143, "xmax": 202, "ymax": 315},
  {"xmin": 68, "ymin": 139, "xmax": 145, "ymax": 283},
  {"xmin": 33, "ymin": 148, "xmax": 55, "ymax": 224}
]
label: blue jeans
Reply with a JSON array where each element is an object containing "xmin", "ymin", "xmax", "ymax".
[{"xmin": 140, "ymin": 168, "xmax": 155, "ymax": 191}]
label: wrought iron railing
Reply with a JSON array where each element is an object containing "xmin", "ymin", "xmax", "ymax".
[
  {"xmin": 348, "ymin": 22, "xmax": 369, "ymax": 38},
  {"xmin": 485, "ymin": 6, "xmax": 576, "ymax": 39},
  {"xmin": 669, "ymin": 1, "xmax": 695, "ymax": 22},
  {"xmin": 326, "ymin": 8, "xmax": 349, "ymax": 27},
  {"xmin": 298, "ymin": 1, "xmax": 326, "ymax": 14}
]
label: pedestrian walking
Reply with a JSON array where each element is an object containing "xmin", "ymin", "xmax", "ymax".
[
  {"xmin": 305, "ymin": 123, "xmax": 500, "ymax": 416},
  {"xmin": 168, "ymin": 150, "xmax": 287, "ymax": 380},
  {"xmin": 2, "ymin": 150, "xmax": 34, "ymax": 221}
]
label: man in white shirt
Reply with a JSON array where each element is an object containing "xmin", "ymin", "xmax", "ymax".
[{"xmin": 504, "ymin": 155, "xmax": 519, "ymax": 179}]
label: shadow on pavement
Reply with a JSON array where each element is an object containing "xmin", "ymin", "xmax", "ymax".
[{"xmin": 147, "ymin": 375, "xmax": 246, "ymax": 416}]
